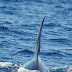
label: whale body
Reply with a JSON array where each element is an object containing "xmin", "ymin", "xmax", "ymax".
[{"xmin": 18, "ymin": 18, "xmax": 50, "ymax": 72}]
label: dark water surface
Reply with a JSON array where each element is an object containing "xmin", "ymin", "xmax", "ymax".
[{"xmin": 0, "ymin": 0, "xmax": 72, "ymax": 68}]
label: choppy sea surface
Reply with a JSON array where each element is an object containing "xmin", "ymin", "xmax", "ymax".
[{"xmin": 0, "ymin": 0, "xmax": 72, "ymax": 72}]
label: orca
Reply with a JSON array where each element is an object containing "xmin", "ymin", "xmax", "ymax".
[{"xmin": 18, "ymin": 18, "xmax": 50, "ymax": 72}]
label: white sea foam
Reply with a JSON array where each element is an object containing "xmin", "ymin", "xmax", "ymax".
[
  {"xmin": 0, "ymin": 62, "xmax": 12, "ymax": 67},
  {"xmin": 18, "ymin": 67, "xmax": 40, "ymax": 72},
  {"xmin": 0, "ymin": 62, "xmax": 72, "ymax": 72}
]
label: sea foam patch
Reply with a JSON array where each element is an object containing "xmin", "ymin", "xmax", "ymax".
[
  {"xmin": 0, "ymin": 62, "xmax": 12, "ymax": 67},
  {"xmin": 0, "ymin": 62, "xmax": 20, "ymax": 72},
  {"xmin": 18, "ymin": 67, "xmax": 40, "ymax": 72}
]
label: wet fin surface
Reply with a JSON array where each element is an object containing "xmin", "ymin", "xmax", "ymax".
[{"xmin": 34, "ymin": 18, "xmax": 45, "ymax": 56}]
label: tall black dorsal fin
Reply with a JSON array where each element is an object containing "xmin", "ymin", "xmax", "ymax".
[{"xmin": 34, "ymin": 18, "xmax": 45, "ymax": 56}]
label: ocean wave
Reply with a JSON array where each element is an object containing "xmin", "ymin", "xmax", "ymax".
[
  {"xmin": 64, "ymin": 27, "xmax": 72, "ymax": 31},
  {"xmin": 49, "ymin": 38, "xmax": 71, "ymax": 46},
  {"xmin": 2, "ymin": 10, "xmax": 16, "ymax": 15},
  {"xmin": 13, "ymin": 49, "xmax": 34, "ymax": 55},
  {"xmin": 41, "ymin": 50, "xmax": 65, "ymax": 57},
  {"xmin": 13, "ymin": 49, "xmax": 65, "ymax": 57},
  {"xmin": 0, "ymin": 6, "xmax": 6, "ymax": 9},
  {"xmin": 49, "ymin": 38, "xmax": 69, "ymax": 42},
  {"xmin": 44, "ymin": 23, "xmax": 61, "ymax": 27}
]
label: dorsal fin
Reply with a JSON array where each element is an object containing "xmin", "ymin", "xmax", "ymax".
[
  {"xmin": 34, "ymin": 18, "xmax": 45, "ymax": 56},
  {"xmin": 18, "ymin": 18, "xmax": 50, "ymax": 72}
]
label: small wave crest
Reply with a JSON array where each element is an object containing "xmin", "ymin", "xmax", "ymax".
[
  {"xmin": 41, "ymin": 50, "xmax": 65, "ymax": 57},
  {"xmin": 49, "ymin": 38, "xmax": 72, "ymax": 46},
  {"xmin": 13, "ymin": 49, "xmax": 65, "ymax": 57},
  {"xmin": 13, "ymin": 49, "xmax": 34, "ymax": 55},
  {"xmin": 44, "ymin": 23, "xmax": 61, "ymax": 27}
]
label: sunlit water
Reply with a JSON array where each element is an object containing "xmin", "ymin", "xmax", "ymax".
[{"xmin": 0, "ymin": 0, "xmax": 72, "ymax": 72}]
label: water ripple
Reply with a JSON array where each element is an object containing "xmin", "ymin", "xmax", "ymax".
[{"xmin": 13, "ymin": 49, "xmax": 34, "ymax": 55}]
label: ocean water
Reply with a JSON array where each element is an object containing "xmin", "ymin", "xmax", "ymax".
[{"xmin": 0, "ymin": 0, "xmax": 72, "ymax": 72}]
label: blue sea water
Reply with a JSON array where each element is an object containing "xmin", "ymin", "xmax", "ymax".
[{"xmin": 0, "ymin": 0, "xmax": 72, "ymax": 70}]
